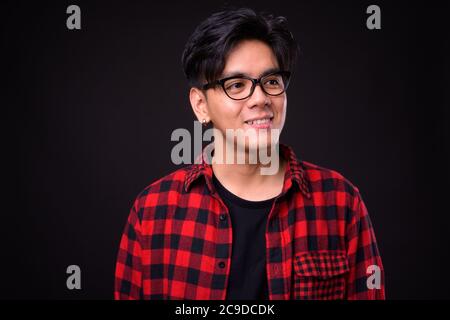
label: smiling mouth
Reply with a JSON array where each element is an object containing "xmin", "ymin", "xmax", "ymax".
[
  {"xmin": 243, "ymin": 117, "xmax": 274, "ymax": 130},
  {"xmin": 244, "ymin": 117, "xmax": 273, "ymax": 125}
]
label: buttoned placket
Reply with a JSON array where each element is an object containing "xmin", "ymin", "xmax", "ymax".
[{"xmin": 209, "ymin": 189, "xmax": 233, "ymax": 300}]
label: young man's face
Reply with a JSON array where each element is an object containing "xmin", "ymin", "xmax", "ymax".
[{"xmin": 200, "ymin": 39, "xmax": 287, "ymax": 151}]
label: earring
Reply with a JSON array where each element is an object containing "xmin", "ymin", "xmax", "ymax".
[{"xmin": 202, "ymin": 119, "xmax": 208, "ymax": 126}]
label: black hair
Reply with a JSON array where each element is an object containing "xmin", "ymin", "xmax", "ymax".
[{"xmin": 181, "ymin": 7, "xmax": 299, "ymax": 88}]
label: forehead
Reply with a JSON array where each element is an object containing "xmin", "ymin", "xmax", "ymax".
[{"xmin": 221, "ymin": 39, "xmax": 279, "ymax": 78}]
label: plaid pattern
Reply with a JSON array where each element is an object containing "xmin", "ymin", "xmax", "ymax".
[
  {"xmin": 115, "ymin": 143, "xmax": 385, "ymax": 300},
  {"xmin": 293, "ymin": 251, "xmax": 349, "ymax": 299}
]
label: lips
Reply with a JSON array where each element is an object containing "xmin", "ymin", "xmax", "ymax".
[{"xmin": 244, "ymin": 116, "xmax": 273, "ymax": 129}]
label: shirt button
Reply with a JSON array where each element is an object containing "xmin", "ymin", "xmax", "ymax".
[
  {"xmin": 218, "ymin": 261, "xmax": 226, "ymax": 269},
  {"xmin": 273, "ymin": 265, "xmax": 279, "ymax": 275},
  {"xmin": 219, "ymin": 214, "xmax": 227, "ymax": 221}
]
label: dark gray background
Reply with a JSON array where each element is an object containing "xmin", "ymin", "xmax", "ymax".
[{"xmin": 2, "ymin": 0, "xmax": 449, "ymax": 299}]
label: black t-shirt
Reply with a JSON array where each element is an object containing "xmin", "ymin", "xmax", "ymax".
[{"xmin": 212, "ymin": 174, "xmax": 275, "ymax": 300}]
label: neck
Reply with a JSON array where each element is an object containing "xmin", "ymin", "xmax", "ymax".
[{"xmin": 211, "ymin": 142, "xmax": 286, "ymax": 201}]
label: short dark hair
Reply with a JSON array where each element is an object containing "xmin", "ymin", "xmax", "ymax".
[{"xmin": 181, "ymin": 7, "xmax": 299, "ymax": 88}]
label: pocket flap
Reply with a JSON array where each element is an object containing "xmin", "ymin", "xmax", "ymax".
[{"xmin": 294, "ymin": 251, "xmax": 349, "ymax": 279}]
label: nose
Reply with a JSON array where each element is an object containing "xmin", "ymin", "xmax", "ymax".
[{"xmin": 248, "ymin": 83, "xmax": 270, "ymax": 107}]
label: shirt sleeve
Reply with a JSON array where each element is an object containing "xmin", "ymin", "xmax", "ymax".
[
  {"xmin": 345, "ymin": 192, "xmax": 385, "ymax": 300},
  {"xmin": 114, "ymin": 200, "xmax": 143, "ymax": 300}
]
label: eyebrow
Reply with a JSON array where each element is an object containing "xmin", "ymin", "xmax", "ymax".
[{"xmin": 220, "ymin": 67, "xmax": 280, "ymax": 79}]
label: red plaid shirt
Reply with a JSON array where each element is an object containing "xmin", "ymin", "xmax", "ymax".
[{"xmin": 115, "ymin": 143, "xmax": 385, "ymax": 300}]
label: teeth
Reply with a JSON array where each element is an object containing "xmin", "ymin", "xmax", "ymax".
[{"xmin": 246, "ymin": 118, "xmax": 271, "ymax": 125}]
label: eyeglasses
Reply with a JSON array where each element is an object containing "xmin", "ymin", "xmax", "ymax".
[{"xmin": 202, "ymin": 70, "xmax": 291, "ymax": 100}]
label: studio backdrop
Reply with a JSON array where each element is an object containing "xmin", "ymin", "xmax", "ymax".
[{"xmin": 2, "ymin": 0, "xmax": 449, "ymax": 299}]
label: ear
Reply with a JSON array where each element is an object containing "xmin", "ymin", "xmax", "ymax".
[{"xmin": 189, "ymin": 87, "xmax": 210, "ymax": 123}]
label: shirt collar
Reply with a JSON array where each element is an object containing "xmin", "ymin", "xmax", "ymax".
[{"xmin": 184, "ymin": 142, "xmax": 311, "ymax": 199}]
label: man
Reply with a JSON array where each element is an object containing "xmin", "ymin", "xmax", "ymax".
[{"xmin": 115, "ymin": 7, "xmax": 385, "ymax": 300}]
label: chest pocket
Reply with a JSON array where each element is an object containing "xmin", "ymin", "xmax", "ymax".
[{"xmin": 292, "ymin": 251, "xmax": 349, "ymax": 300}]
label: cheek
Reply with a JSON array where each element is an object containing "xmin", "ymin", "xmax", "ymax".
[
  {"xmin": 215, "ymin": 105, "xmax": 240, "ymax": 121},
  {"xmin": 220, "ymin": 109, "xmax": 243, "ymax": 129},
  {"xmin": 273, "ymin": 98, "xmax": 287, "ymax": 129},
  {"xmin": 209, "ymin": 97, "xmax": 243, "ymax": 126},
  {"xmin": 275, "ymin": 97, "xmax": 287, "ymax": 116}
]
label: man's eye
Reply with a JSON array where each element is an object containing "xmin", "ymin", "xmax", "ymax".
[
  {"xmin": 265, "ymin": 78, "xmax": 280, "ymax": 86},
  {"xmin": 226, "ymin": 81, "xmax": 245, "ymax": 90}
]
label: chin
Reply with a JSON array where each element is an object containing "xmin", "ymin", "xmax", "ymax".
[{"xmin": 240, "ymin": 135, "xmax": 279, "ymax": 153}]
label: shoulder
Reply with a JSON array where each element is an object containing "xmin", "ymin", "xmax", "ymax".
[
  {"xmin": 301, "ymin": 160, "xmax": 361, "ymax": 199},
  {"xmin": 131, "ymin": 165, "xmax": 196, "ymax": 213},
  {"xmin": 299, "ymin": 160, "xmax": 370, "ymax": 224}
]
